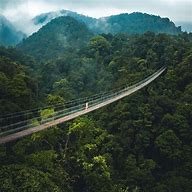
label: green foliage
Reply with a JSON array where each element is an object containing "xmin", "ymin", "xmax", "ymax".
[
  {"xmin": 1, "ymin": 26, "xmax": 192, "ymax": 192},
  {"xmin": 46, "ymin": 94, "xmax": 65, "ymax": 105},
  {"xmin": 40, "ymin": 108, "xmax": 55, "ymax": 120},
  {"xmin": 25, "ymin": 150, "xmax": 57, "ymax": 172},
  {"xmin": 0, "ymin": 165, "xmax": 61, "ymax": 192},
  {"xmin": 155, "ymin": 130, "xmax": 182, "ymax": 160},
  {"xmin": 66, "ymin": 118, "xmax": 114, "ymax": 191},
  {"xmin": 89, "ymin": 35, "xmax": 111, "ymax": 60},
  {"xmin": 0, "ymin": 51, "xmax": 37, "ymax": 115}
]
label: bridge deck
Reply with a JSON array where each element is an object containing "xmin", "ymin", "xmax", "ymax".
[{"xmin": 0, "ymin": 68, "xmax": 166, "ymax": 144}]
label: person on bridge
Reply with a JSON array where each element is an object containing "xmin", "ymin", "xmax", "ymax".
[{"xmin": 85, "ymin": 102, "xmax": 89, "ymax": 110}]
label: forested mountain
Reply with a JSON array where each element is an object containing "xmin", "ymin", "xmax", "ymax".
[
  {"xmin": 17, "ymin": 14, "xmax": 182, "ymax": 64},
  {"xmin": 17, "ymin": 16, "xmax": 93, "ymax": 62},
  {"xmin": 0, "ymin": 10, "xmax": 182, "ymax": 47},
  {"xmin": 1, "ymin": 30, "xmax": 192, "ymax": 191},
  {"xmin": 0, "ymin": 15, "xmax": 26, "ymax": 46},
  {"xmin": 33, "ymin": 10, "xmax": 182, "ymax": 35}
]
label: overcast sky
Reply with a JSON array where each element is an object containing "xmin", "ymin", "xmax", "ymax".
[{"xmin": 0, "ymin": 0, "xmax": 192, "ymax": 33}]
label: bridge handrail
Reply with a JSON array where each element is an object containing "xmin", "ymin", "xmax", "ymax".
[{"xmin": 0, "ymin": 67, "xmax": 166, "ymax": 137}]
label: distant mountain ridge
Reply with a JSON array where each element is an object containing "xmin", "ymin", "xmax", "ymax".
[
  {"xmin": 0, "ymin": 10, "xmax": 182, "ymax": 47},
  {"xmin": 0, "ymin": 15, "xmax": 26, "ymax": 46},
  {"xmin": 33, "ymin": 10, "xmax": 182, "ymax": 35},
  {"xmin": 101, "ymin": 12, "xmax": 181, "ymax": 35},
  {"xmin": 176, "ymin": 22, "xmax": 192, "ymax": 32},
  {"xmin": 33, "ymin": 9, "xmax": 96, "ymax": 26}
]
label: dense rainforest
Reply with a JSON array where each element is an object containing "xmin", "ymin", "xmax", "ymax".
[{"xmin": 0, "ymin": 16, "xmax": 192, "ymax": 192}]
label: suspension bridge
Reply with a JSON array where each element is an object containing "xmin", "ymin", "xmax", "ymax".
[{"xmin": 0, "ymin": 67, "xmax": 166, "ymax": 144}]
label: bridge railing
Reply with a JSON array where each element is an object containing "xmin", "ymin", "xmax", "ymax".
[
  {"xmin": 0, "ymin": 67, "xmax": 164, "ymax": 126},
  {"xmin": 0, "ymin": 67, "xmax": 165, "ymax": 137}
]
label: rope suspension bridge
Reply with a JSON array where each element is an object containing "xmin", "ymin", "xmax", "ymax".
[{"xmin": 0, "ymin": 67, "xmax": 166, "ymax": 144}]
